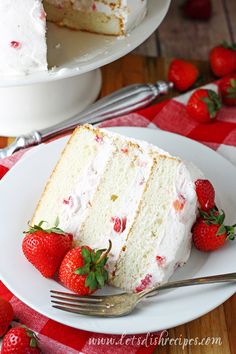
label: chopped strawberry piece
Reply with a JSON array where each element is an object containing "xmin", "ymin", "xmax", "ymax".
[
  {"xmin": 40, "ymin": 10, "xmax": 46, "ymax": 20},
  {"xmin": 95, "ymin": 135, "xmax": 103, "ymax": 143},
  {"xmin": 173, "ymin": 194, "xmax": 186, "ymax": 211},
  {"xmin": 112, "ymin": 216, "xmax": 127, "ymax": 233},
  {"xmin": 135, "ymin": 274, "xmax": 152, "ymax": 293},
  {"xmin": 156, "ymin": 256, "xmax": 166, "ymax": 267},
  {"xmin": 10, "ymin": 41, "xmax": 21, "ymax": 49}
]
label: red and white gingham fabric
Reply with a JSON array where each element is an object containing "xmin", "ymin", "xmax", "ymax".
[{"xmin": 1, "ymin": 82, "xmax": 236, "ymax": 353}]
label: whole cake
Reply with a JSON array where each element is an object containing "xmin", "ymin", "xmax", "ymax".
[
  {"xmin": 32, "ymin": 125, "xmax": 199, "ymax": 292},
  {"xmin": 0, "ymin": 0, "xmax": 147, "ymax": 76}
]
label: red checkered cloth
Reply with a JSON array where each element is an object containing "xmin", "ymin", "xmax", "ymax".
[{"xmin": 1, "ymin": 82, "xmax": 236, "ymax": 353}]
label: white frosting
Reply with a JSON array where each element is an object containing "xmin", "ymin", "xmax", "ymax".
[
  {"xmin": 0, "ymin": 0, "xmax": 47, "ymax": 76},
  {"xmin": 59, "ymin": 136, "xmax": 114, "ymax": 234},
  {"xmin": 147, "ymin": 162, "xmax": 201, "ymax": 286}
]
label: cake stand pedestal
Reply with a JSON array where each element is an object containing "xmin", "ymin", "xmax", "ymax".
[
  {"xmin": 0, "ymin": 0, "xmax": 171, "ymax": 136},
  {"xmin": 0, "ymin": 69, "xmax": 101, "ymax": 136}
]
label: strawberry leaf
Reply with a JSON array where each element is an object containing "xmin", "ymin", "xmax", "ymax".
[
  {"xmin": 54, "ymin": 216, "xmax": 60, "ymax": 228},
  {"xmin": 95, "ymin": 269, "xmax": 105, "ymax": 288},
  {"xmin": 85, "ymin": 272, "xmax": 97, "ymax": 291},
  {"xmin": 75, "ymin": 263, "xmax": 90, "ymax": 275},
  {"xmin": 74, "ymin": 241, "xmax": 112, "ymax": 292},
  {"xmin": 94, "ymin": 249, "xmax": 104, "ymax": 263},
  {"xmin": 228, "ymin": 234, "xmax": 235, "ymax": 241},
  {"xmin": 221, "ymin": 41, "xmax": 236, "ymax": 51},
  {"xmin": 49, "ymin": 227, "xmax": 65, "ymax": 235},
  {"xmin": 216, "ymin": 224, "xmax": 226, "ymax": 236},
  {"xmin": 202, "ymin": 90, "xmax": 222, "ymax": 119},
  {"xmin": 81, "ymin": 247, "xmax": 91, "ymax": 263},
  {"xmin": 226, "ymin": 80, "xmax": 236, "ymax": 99},
  {"xmin": 25, "ymin": 218, "xmax": 66, "ymax": 236},
  {"xmin": 30, "ymin": 338, "xmax": 37, "ymax": 348},
  {"xmin": 225, "ymin": 225, "xmax": 236, "ymax": 240},
  {"xmin": 38, "ymin": 220, "xmax": 46, "ymax": 228}
]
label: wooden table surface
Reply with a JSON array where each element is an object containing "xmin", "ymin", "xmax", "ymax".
[
  {"xmin": 135, "ymin": 0, "xmax": 236, "ymax": 60},
  {"xmin": 1, "ymin": 54, "xmax": 235, "ymax": 354}
]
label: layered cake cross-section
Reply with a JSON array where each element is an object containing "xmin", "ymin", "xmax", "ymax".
[
  {"xmin": 44, "ymin": 0, "xmax": 147, "ymax": 35},
  {"xmin": 32, "ymin": 125, "xmax": 200, "ymax": 292}
]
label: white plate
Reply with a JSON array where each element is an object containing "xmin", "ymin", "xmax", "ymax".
[
  {"xmin": 0, "ymin": 127, "xmax": 235, "ymax": 335},
  {"xmin": 1, "ymin": 0, "xmax": 171, "ymax": 87}
]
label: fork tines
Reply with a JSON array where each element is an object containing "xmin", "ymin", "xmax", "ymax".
[{"xmin": 50, "ymin": 290, "xmax": 113, "ymax": 317}]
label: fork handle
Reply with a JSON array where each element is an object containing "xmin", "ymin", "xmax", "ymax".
[{"xmin": 139, "ymin": 272, "xmax": 236, "ymax": 299}]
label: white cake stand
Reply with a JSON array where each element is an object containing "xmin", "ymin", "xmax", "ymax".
[{"xmin": 0, "ymin": 0, "xmax": 171, "ymax": 136}]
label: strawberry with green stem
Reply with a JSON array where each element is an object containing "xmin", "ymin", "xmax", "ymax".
[
  {"xmin": 187, "ymin": 89, "xmax": 222, "ymax": 123},
  {"xmin": 59, "ymin": 240, "xmax": 112, "ymax": 295},
  {"xmin": 192, "ymin": 208, "xmax": 235, "ymax": 251},
  {"xmin": 1, "ymin": 326, "xmax": 41, "ymax": 353},
  {"xmin": 22, "ymin": 217, "xmax": 73, "ymax": 278}
]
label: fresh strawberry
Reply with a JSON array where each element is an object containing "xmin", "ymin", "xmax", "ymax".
[
  {"xmin": 0, "ymin": 297, "xmax": 13, "ymax": 337},
  {"xmin": 22, "ymin": 218, "xmax": 73, "ymax": 278},
  {"xmin": 182, "ymin": 0, "xmax": 212, "ymax": 21},
  {"xmin": 59, "ymin": 241, "xmax": 112, "ymax": 295},
  {"xmin": 210, "ymin": 42, "xmax": 236, "ymax": 77},
  {"xmin": 168, "ymin": 59, "xmax": 199, "ymax": 92},
  {"xmin": 219, "ymin": 76, "xmax": 236, "ymax": 106},
  {"xmin": 1, "ymin": 326, "xmax": 41, "ymax": 353},
  {"xmin": 187, "ymin": 88, "xmax": 222, "ymax": 123},
  {"xmin": 192, "ymin": 209, "xmax": 235, "ymax": 251},
  {"xmin": 195, "ymin": 179, "xmax": 215, "ymax": 211}
]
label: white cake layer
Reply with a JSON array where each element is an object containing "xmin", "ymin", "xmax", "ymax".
[
  {"xmin": 32, "ymin": 125, "xmax": 199, "ymax": 292},
  {"xmin": 0, "ymin": 0, "xmax": 47, "ymax": 76},
  {"xmin": 77, "ymin": 138, "xmax": 153, "ymax": 274}
]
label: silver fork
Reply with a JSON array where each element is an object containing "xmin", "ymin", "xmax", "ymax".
[{"xmin": 51, "ymin": 272, "xmax": 236, "ymax": 317}]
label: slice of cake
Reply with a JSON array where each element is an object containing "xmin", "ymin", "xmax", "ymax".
[
  {"xmin": 32, "ymin": 125, "xmax": 199, "ymax": 292},
  {"xmin": 0, "ymin": 0, "xmax": 47, "ymax": 76},
  {"xmin": 44, "ymin": 0, "xmax": 147, "ymax": 35}
]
